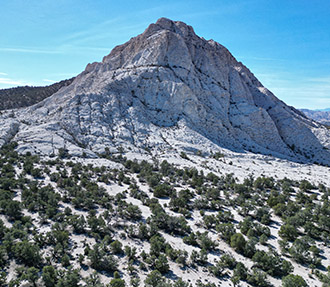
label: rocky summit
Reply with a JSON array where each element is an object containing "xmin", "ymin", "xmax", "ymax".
[{"xmin": 0, "ymin": 18, "xmax": 329, "ymax": 163}]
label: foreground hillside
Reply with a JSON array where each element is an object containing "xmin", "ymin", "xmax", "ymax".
[{"xmin": 1, "ymin": 142, "xmax": 330, "ymax": 287}]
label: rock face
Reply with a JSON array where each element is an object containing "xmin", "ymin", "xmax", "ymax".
[{"xmin": 0, "ymin": 18, "xmax": 329, "ymax": 163}]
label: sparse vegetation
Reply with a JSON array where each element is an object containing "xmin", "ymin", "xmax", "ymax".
[{"xmin": 0, "ymin": 143, "xmax": 329, "ymax": 286}]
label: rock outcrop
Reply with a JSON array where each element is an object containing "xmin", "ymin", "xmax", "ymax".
[{"xmin": 0, "ymin": 18, "xmax": 329, "ymax": 163}]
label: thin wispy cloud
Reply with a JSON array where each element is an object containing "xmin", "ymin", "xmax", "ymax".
[
  {"xmin": 0, "ymin": 47, "xmax": 62, "ymax": 54},
  {"xmin": 240, "ymin": 56, "xmax": 286, "ymax": 62},
  {"xmin": 63, "ymin": 6, "xmax": 217, "ymax": 47},
  {"xmin": 67, "ymin": 45, "xmax": 110, "ymax": 53},
  {"xmin": 307, "ymin": 77, "xmax": 330, "ymax": 83},
  {"xmin": 252, "ymin": 69, "xmax": 330, "ymax": 109},
  {"xmin": 0, "ymin": 45, "xmax": 114, "ymax": 56},
  {"xmin": 68, "ymin": 24, "xmax": 147, "ymax": 45},
  {"xmin": 0, "ymin": 72, "xmax": 8, "ymax": 76},
  {"xmin": 62, "ymin": 17, "xmax": 122, "ymax": 42},
  {"xmin": 61, "ymin": 5, "xmax": 193, "ymax": 47},
  {"xmin": 0, "ymin": 77, "xmax": 32, "ymax": 86},
  {"xmin": 42, "ymin": 79, "xmax": 56, "ymax": 83},
  {"xmin": 49, "ymin": 72, "xmax": 78, "ymax": 78},
  {"xmin": 314, "ymin": 98, "xmax": 330, "ymax": 104},
  {"xmin": 62, "ymin": 21, "xmax": 148, "ymax": 47},
  {"xmin": 180, "ymin": 10, "xmax": 220, "ymax": 19}
]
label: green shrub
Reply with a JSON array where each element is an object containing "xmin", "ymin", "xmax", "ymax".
[
  {"xmin": 282, "ymin": 274, "xmax": 307, "ymax": 287},
  {"xmin": 230, "ymin": 233, "xmax": 246, "ymax": 254}
]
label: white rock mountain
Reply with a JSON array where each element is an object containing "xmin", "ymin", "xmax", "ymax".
[{"xmin": 1, "ymin": 18, "xmax": 330, "ymax": 163}]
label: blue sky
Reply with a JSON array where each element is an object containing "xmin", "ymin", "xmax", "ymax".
[{"xmin": 0, "ymin": 0, "xmax": 329, "ymax": 109}]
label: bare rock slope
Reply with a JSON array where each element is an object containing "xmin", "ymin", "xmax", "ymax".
[{"xmin": 1, "ymin": 18, "xmax": 329, "ymax": 163}]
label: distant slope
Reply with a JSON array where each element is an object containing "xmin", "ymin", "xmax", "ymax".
[
  {"xmin": 0, "ymin": 77, "xmax": 75, "ymax": 110},
  {"xmin": 300, "ymin": 108, "xmax": 330, "ymax": 125}
]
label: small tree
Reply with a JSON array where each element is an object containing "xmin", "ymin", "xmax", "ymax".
[
  {"xmin": 23, "ymin": 267, "xmax": 40, "ymax": 287},
  {"xmin": 154, "ymin": 254, "xmax": 169, "ymax": 274},
  {"xmin": 42, "ymin": 265, "xmax": 57, "ymax": 287},
  {"xmin": 110, "ymin": 240, "xmax": 123, "ymax": 255},
  {"xmin": 145, "ymin": 270, "xmax": 166, "ymax": 287},
  {"xmin": 233, "ymin": 262, "xmax": 248, "ymax": 281},
  {"xmin": 55, "ymin": 268, "xmax": 80, "ymax": 287},
  {"xmin": 109, "ymin": 271, "xmax": 125, "ymax": 287},
  {"xmin": 230, "ymin": 233, "xmax": 246, "ymax": 254},
  {"xmin": 0, "ymin": 271, "xmax": 6, "ymax": 287},
  {"xmin": 14, "ymin": 240, "xmax": 41, "ymax": 267},
  {"xmin": 61, "ymin": 254, "xmax": 70, "ymax": 267},
  {"xmin": 279, "ymin": 224, "xmax": 298, "ymax": 241},
  {"xmin": 83, "ymin": 272, "xmax": 102, "ymax": 287},
  {"xmin": 282, "ymin": 274, "xmax": 307, "ymax": 287}
]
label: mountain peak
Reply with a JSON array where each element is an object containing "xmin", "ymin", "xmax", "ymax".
[
  {"xmin": 101, "ymin": 17, "xmax": 199, "ymax": 68},
  {"xmin": 155, "ymin": 17, "xmax": 176, "ymax": 25},
  {"xmin": 149, "ymin": 17, "xmax": 196, "ymax": 37},
  {"xmin": 0, "ymin": 19, "xmax": 329, "ymax": 164}
]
